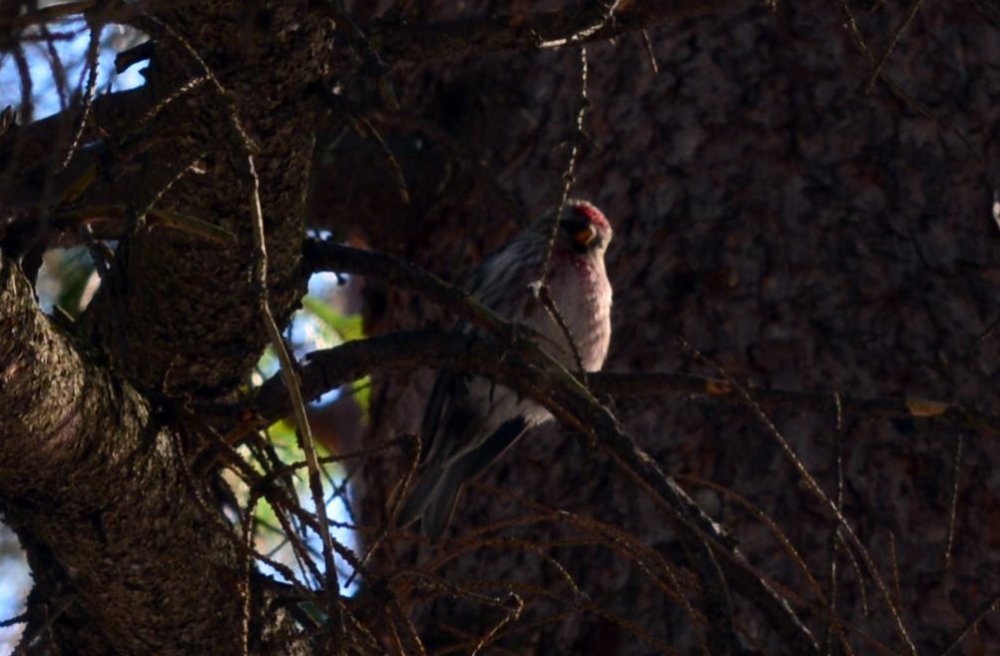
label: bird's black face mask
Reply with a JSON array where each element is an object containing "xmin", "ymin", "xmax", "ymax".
[{"xmin": 560, "ymin": 216, "xmax": 600, "ymax": 254}]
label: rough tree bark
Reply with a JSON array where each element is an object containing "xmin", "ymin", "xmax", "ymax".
[{"xmin": 2, "ymin": 0, "xmax": 1000, "ymax": 654}]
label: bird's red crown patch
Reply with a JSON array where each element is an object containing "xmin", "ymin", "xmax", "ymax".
[{"xmin": 571, "ymin": 200, "xmax": 610, "ymax": 231}]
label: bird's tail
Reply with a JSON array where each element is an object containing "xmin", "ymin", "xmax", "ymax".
[
  {"xmin": 398, "ymin": 461, "xmax": 464, "ymax": 539},
  {"xmin": 400, "ymin": 416, "xmax": 530, "ymax": 538}
]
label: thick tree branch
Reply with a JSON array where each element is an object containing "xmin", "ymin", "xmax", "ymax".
[
  {"xmin": 589, "ymin": 372, "xmax": 1000, "ymax": 434},
  {"xmin": 371, "ymin": 0, "xmax": 754, "ymax": 63},
  {"xmin": 304, "ymin": 238, "xmax": 515, "ymax": 339},
  {"xmin": 0, "ymin": 0, "xmax": 758, "ymax": 263},
  {"xmin": 0, "ymin": 87, "xmax": 150, "ymax": 216},
  {"xmin": 252, "ymin": 337, "xmax": 1000, "ymax": 444},
  {"xmin": 0, "ymin": 254, "xmax": 86, "ymax": 490},
  {"xmin": 303, "ymin": 240, "xmax": 998, "ymax": 437},
  {"xmin": 0, "ymin": 252, "xmax": 298, "ymax": 654},
  {"xmin": 68, "ymin": 6, "xmax": 330, "ymax": 399}
]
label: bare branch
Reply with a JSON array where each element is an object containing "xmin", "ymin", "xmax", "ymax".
[
  {"xmin": 370, "ymin": 0, "xmax": 753, "ymax": 64},
  {"xmin": 303, "ymin": 238, "xmax": 516, "ymax": 340},
  {"xmin": 589, "ymin": 371, "xmax": 1000, "ymax": 435},
  {"xmin": 247, "ymin": 325, "xmax": 818, "ymax": 653}
]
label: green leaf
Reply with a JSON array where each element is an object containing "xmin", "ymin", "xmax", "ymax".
[
  {"xmin": 53, "ymin": 247, "xmax": 96, "ymax": 316},
  {"xmin": 302, "ymin": 295, "xmax": 365, "ymax": 343}
]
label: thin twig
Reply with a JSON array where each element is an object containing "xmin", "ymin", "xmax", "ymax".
[
  {"xmin": 530, "ymin": 45, "xmax": 591, "ymax": 381},
  {"xmin": 887, "ymin": 531, "xmax": 902, "ymax": 610},
  {"xmin": 469, "ymin": 593, "xmax": 523, "ymax": 656},
  {"xmin": 537, "ymin": 45, "xmax": 590, "ymax": 280},
  {"xmin": 538, "ymin": 0, "xmax": 622, "ymax": 49},
  {"xmin": 239, "ymin": 481, "xmax": 254, "ymax": 656},
  {"xmin": 371, "ymin": 0, "xmax": 745, "ymax": 63},
  {"xmin": 40, "ymin": 25, "xmax": 70, "ymax": 112},
  {"xmin": 943, "ymin": 434, "xmax": 963, "ymax": 571},
  {"xmin": 322, "ymin": 0, "xmax": 398, "ymax": 110},
  {"xmin": 684, "ymin": 341, "xmax": 917, "ymax": 655},
  {"xmin": 11, "ymin": 591, "xmax": 76, "ymax": 656},
  {"xmin": 344, "ymin": 432, "xmax": 421, "ymax": 588},
  {"xmin": 0, "ymin": 612, "xmax": 26, "ymax": 628},
  {"xmin": 137, "ymin": 156, "xmax": 205, "ymax": 220},
  {"xmin": 640, "ymin": 30, "xmax": 659, "ymax": 74},
  {"xmin": 12, "ymin": 45, "xmax": 34, "ymax": 124},
  {"xmin": 940, "ymin": 589, "xmax": 1000, "ymax": 656},
  {"xmin": 865, "ymin": 0, "xmax": 925, "ymax": 93},
  {"xmin": 317, "ymin": 88, "xmax": 409, "ymax": 204},
  {"xmin": 130, "ymin": 75, "xmax": 210, "ymax": 137},
  {"xmin": 536, "ymin": 284, "xmax": 585, "ymax": 377},
  {"xmin": 825, "ymin": 392, "xmax": 852, "ymax": 656},
  {"xmin": 839, "ymin": 0, "xmax": 978, "ymax": 158},
  {"xmin": 177, "ymin": 424, "xmax": 324, "ymax": 603},
  {"xmin": 59, "ymin": 19, "xmax": 101, "ymax": 171}
]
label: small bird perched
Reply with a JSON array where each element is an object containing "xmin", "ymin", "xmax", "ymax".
[{"xmin": 400, "ymin": 199, "xmax": 614, "ymax": 538}]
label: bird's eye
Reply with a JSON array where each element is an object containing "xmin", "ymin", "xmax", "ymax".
[{"xmin": 573, "ymin": 226, "xmax": 597, "ymax": 249}]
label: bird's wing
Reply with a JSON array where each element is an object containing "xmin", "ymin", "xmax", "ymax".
[
  {"xmin": 405, "ymin": 229, "xmax": 549, "ymax": 533},
  {"xmin": 449, "ymin": 415, "xmax": 529, "ymax": 480},
  {"xmin": 419, "ymin": 234, "xmax": 539, "ymax": 461},
  {"xmin": 419, "ymin": 369, "xmax": 468, "ymax": 465},
  {"xmin": 465, "ymin": 230, "xmax": 544, "ymax": 318}
]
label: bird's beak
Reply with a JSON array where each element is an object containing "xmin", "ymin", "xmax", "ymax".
[{"xmin": 574, "ymin": 225, "xmax": 598, "ymax": 249}]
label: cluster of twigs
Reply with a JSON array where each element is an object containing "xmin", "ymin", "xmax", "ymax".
[{"xmin": 204, "ymin": 238, "xmax": 995, "ymax": 655}]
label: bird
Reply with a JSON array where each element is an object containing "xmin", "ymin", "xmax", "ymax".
[{"xmin": 399, "ymin": 199, "xmax": 614, "ymax": 538}]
